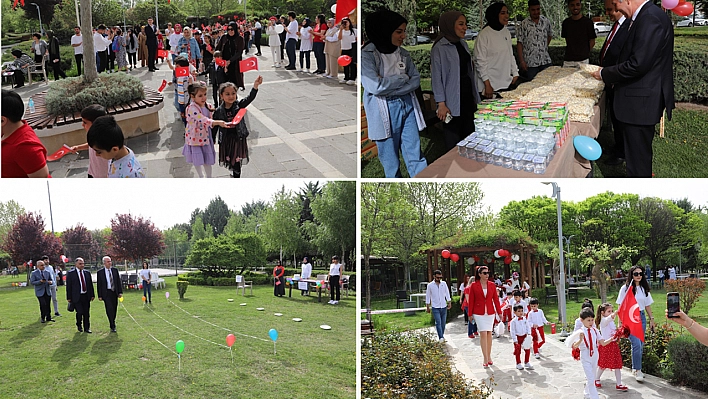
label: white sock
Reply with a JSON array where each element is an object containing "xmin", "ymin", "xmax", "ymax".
[
  {"xmin": 204, "ymin": 164, "xmax": 212, "ymax": 178},
  {"xmin": 195, "ymin": 165, "xmax": 204, "ymax": 178},
  {"xmin": 615, "ymin": 369, "xmax": 622, "ymax": 385}
]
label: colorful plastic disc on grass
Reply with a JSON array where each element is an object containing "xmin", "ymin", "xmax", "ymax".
[
  {"xmin": 320, "ymin": 325, "xmax": 332, "ymax": 330},
  {"xmin": 292, "ymin": 318, "xmax": 302, "ymax": 322}
]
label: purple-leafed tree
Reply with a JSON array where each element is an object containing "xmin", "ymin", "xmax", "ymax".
[
  {"xmin": 62, "ymin": 224, "xmax": 99, "ymax": 263},
  {"xmin": 107, "ymin": 214, "xmax": 165, "ymax": 272},
  {"xmin": 2, "ymin": 212, "xmax": 62, "ymax": 282}
]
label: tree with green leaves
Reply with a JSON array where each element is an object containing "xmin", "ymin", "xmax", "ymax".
[
  {"xmin": 575, "ymin": 192, "xmax": 648, "ymax": 252},
  {"xmin": 310, "ymin": 181, "xmax": 355, "ymax": 267},
  {"xmin": 202, "ymin": 196, "xmax": 231, "ymax": 237},
  {"xmin": 581, "ymin": 242, "xmax": 637, "ymax": 302},
  {"xmin": 0, "ymin": 200, "xmax": 25, "ymax": 247},
  {"xmin": 190, "ymin": 215, "xmax": 213, "ymax": 246},
  {"xmin": 163, "ymin": 226, "xmax": 189, "ymax": 270},
  {"xmin": 262, "ymin": 188, "xmax": 303, "ymax": 263}
]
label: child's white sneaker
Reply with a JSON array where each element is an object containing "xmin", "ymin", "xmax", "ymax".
[
  {"xmin": 516, "ymin": 363, "xmax": 524, "ymax": 370},
  {"xmin": 339, "ymin": 79, "xmax": 347, "ymax": 84},
  {"xmin": 333, "ymin": 301, "xmax": 338, "ymax": 305},
  {"xmin": 306, "ymin": 68, "xmax": 311, "ymax": 73},
  {"xmin": 534, "ymin": 353, "xmax": 541, "ymax": 359},
  {"xmin": 525, "ymin": 362, "xmax": 534, "ymax": 370},
  {"xmin": 327, "ymin": 300, "xmax": 334, "ymax": 304}
]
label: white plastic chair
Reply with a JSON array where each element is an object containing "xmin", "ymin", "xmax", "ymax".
[{"xmin": 235, "ymin": 275, "xmax": 253, "ymax": 296}]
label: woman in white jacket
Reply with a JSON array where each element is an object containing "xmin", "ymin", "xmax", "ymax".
[{"xmin": 267, "ymin": 19, "xmax": 282, "ymax": 67}]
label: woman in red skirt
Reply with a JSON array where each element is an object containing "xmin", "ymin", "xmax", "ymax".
[{"xmin": 595, "ymin": 303, "xmax": 628, "ymax": 391}]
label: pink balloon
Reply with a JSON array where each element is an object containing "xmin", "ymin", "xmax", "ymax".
[
  {"xmin": 662, "ymin": 0, "xmax": 679, "ymax": 9},
  {"xmin": 672, "ymin": 1, "xmax": 694, "ymax": 16},
  {"xmin": 165, "ymin": 291, "xmax": 170, "ymax": 299},
  {"xmin": 226, "ymin": 333, "xmax": 236, "ymax": 347}
]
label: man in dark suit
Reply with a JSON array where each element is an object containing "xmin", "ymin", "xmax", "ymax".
[
  {"xmin": 144, "ymin": 17, "xmax": 159, "ymax": 72},
  {"xmin": 591, "ymin": 0, "xmax": 674, "ymax": 177},
  {"xmin": 66, "ymin": 257, "xmax": 95, "ymax": 333},
  {"xmin": 96, "ymin": 256, "xmax": 123, "ymax": 332},
  {"xmin": 30, "ymin": 260, "xmax": 55, "ymax": 323},
  {"xmin": 599, "ymin": 0, "xmax": 630, "ymax": 166}
]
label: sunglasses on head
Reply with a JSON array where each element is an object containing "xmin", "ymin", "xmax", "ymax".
[{"xmin": 633, "ymin": 272, "xmax": 643, "ymax": 276}]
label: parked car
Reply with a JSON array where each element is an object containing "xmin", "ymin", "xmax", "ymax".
[
  {"xmin": 416, "ymin": 35, "xmax": 432, "ymax": 44},
  {"xmin": 464, "ymin": 29, "xmax": 479, "ymax": 40},
  {"xmin": 594, "ymin": 21, "xmax": 612, "ymax": 35},
  {"xmin": 506, "ymin": 22, "xmax": 516, "ymax": 38},
  {"xmin": 677, "ymin": 17, "xmax": 707, "ymax": 27}
]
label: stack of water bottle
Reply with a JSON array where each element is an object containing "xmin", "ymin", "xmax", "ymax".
[{"xmin": 456, "ymin": 101, "xmax": 570, "ymax": 174}]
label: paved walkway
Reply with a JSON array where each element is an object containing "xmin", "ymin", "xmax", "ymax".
[
  {"xmin": 10, "ymin": 54, "xmax": 357, "ymax": 178},
  {"xmin": 434, "ymin": 315, "xmax": 708, "ymax": 399}
]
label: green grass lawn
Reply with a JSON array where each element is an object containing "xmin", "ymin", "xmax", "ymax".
[
  {"xmin": 362, "ymin": 285, "xmax": 708, "ymax": 337},
  {"xmin": 0, "ymin": 275, "xmax": 355, "ymax": 399}
]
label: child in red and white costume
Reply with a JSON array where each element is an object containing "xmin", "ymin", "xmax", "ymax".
[
  {"xmin": 501, "ymin": 291, "xmax": 514, "ymax": 331},
  {"xmin": 527, "ymin": 297, "xmax": 550, "ymax": 358},
  {"xmin": 510, "ymin": 304, "xmax": 534, "ymax": 370},
  {"xmin": 595, "ymin": 303, "xmax": 628, "ymax": 391},
  {"xmin": 511, "ymin": 290, "xmax": 529, "ymax": 315},
  {"xmin": 567, "ymin": 308, "xmax": 617, "ymax": 399}
]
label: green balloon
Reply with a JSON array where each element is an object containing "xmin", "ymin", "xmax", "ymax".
[{"xmin": 176, "ymin": 340, "xmax": 185, "ymax": 354}]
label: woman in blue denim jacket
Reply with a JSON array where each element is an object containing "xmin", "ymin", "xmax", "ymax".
[
  {"xmin": 177, "ymin": 27, "xmax": 202, "ymax": 69},
  {"xmin": 361, "ymin": 9, "xmax": 427, "ymax": 178},
  {"xmin": 431, "ymin": 11, "xmax": 481, "ymax": 151}
]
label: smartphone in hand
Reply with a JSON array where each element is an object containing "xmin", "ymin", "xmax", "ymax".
[{"xmin": 667, "ymin": 292, "xmax": 680, "ymax": 318}]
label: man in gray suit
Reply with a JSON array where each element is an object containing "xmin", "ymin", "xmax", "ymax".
[
  {"xmin": 96, "ymin": 256, "xmax": 123, "ymax": 332},
  {"xmin": 30, "ymin": 260, "xmax": 55, "ymax": 323}
]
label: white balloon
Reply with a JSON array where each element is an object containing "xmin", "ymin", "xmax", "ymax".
[
  {"xmin": 494, "ymin": 250, "xmax": 501, "ymax": 258},
  {"xmin": 467, "ymin": 258, "xmax": 474, "ymax": 265},
  {"xmin": 330, "ymin": 4, "xmax": 337, "ymax": 13},
  {"xmin": 512, "ymin": 254, "xmax": 520, "ymax": 262},
  {"xmin": 275, "ymin": 25, "xmax": 284, "ymax": 34}
]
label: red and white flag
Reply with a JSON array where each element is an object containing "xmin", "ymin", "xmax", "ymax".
[
  {"xmin": 231, "ymin": 108, "xmax": 247, "ymax": 125},
  {"xmin": 335, "ymin": 0, "xmax": 356, "ymax": 23},
  {"xmin": 47, "ymin": 144, "xmax": 77, "ymax": 161},
  {"xmin": 239, "ymin": 57, "xmax": 258, "ymax": 72},
  {"xmin": 158, "ymin": 79, "xmax": 167, "ymax": 92},
  {"xmin": 618, "ymin": 285, "xmax": 644, "ymax": 342},
  {"xmin": 215, "ymin": 58, "xmax": 227, "ymax": 67},
  {"xmin": 175, "ymin": 66, "xmax": 190, "ymax": 77},
  {"xmin": 157, "ymin": 49, "xmax": 168, "ymax": 58}
]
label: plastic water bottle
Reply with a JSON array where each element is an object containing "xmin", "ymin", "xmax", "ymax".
[{"xmin": 28, "ymin": 98, "xmax": 35, "ymax": 114}]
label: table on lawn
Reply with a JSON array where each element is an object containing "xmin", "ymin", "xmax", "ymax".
[
  {"xmin": 409, "ymin": 293, "xmax": 427, "ymax": 307},
  {"xmin": 287, "ymin": 279, "xmax": 329, "ymax": 302},
  {"xmin": 415, "ymin": 94, "xmax": 604, "ymax": 178}
]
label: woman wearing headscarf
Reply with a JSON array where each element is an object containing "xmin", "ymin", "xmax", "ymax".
[
  {"xmin": 168, "ymin": 24, "xmax": 183, "ymax": 62},
  {"xmin": 46, "ymin": 30, "xmax": 67, "ymax": 80},
  {"xmin": 431, "ymin": 11, "xmax": 481, "ymax": 151},
  {"xmin": 176, "ymin": 27, "xmax": 202, "ymax": 69},
  {"xmin": 215, "ymin": 22, "xmax": 245, "ymax": 90},
  {"xmin": 273, "ymin": 261, "xmax": 285, "ymax": 297},
  {"xmin": 361, "ymin": 9, "xmax": 427, "ymax": 178},
  {"xmin": 473, "ymin": 2, "xmax": 519, "ymax": 99},
  {"xmin": 138, "ymin": 26, "xmax": 148, "ymax": 67},
  {"xmin": 323, "ymin": 18, "xmax": 341, "ymax": 79},
  {"xmin": 7, "ymin": 50, "xmax": 35, "ymax": 88}
]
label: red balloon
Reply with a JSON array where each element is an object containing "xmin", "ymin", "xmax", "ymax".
[
  {"xmin": 504, "ymin": 256, "xmax": 512, "ymax": 264},
  {"xmin": 441, "ymin": 249, "xmax": 451, "ymax": 259},
  {"xmin": 451, "ymin": 254, "xmax": 460, "ymax": 262},
  {"xmin": 673, "ymin": 1, "xmax": 694, "ymax": 16},
  {"xmin": 337, "ymin": 55, "xmax": 352, "ymax": 66},
  {"xmin": 226, "ymin": 333, "xmax": 236, "ymax": 347},
  {"xmin": 473, "ymin": 255, "xmax": 479, "ymax": 262}
]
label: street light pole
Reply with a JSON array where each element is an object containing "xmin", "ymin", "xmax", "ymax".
[
  {"xmin": 30, "ymin": 3, "xmax": 43, "ymax": 35},
  {"xmin": 543, "ymin": 182, "xmax": 568, "ymax": 336},
  {"xmin": 563, "ymin": 235, "xmax": 575, "ymax": 279}
]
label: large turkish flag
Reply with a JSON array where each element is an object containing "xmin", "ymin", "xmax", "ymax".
[{"xmin": 618, "ymin": 286, "xmax": 644, "ymax": 342}]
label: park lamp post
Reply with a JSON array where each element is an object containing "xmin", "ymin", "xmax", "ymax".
[
  {"xmin": 30, "ymin": 3, "xmax": 43, "ymax": 35},
  {"xmin": 563, "ymin": 235, "xmax": 575, "ymax": 278},
  {"xmin": 542, "ymin": 181, "xmax": 569, "ymax": 337}
]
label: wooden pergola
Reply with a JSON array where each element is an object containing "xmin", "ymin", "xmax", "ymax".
[{"xmin": 421, "ymin": 243, "xmax": 544, "ymax": 295}]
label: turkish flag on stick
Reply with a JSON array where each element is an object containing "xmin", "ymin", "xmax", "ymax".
[
  {"xmin": 158, "ymin": 79, "xmax": 167, "ymax": 92},
  {"xmin": 231, "ymin": 108, "xmax": 247, "ymax": 125},
  {"xmin": 618, "ymin": 286, "xmax": 644, "ymax": 342},
  {"xmin": 335, "ymin": 0, "xmax": 356, "ymax": 23},
  {"xmin": 47, "ymin": 144, "xmax": 77, "ymax": 161},
  {"xmin": 175, "ymin": 66, "xmax": 189, "ymax": 77},
  {"xmin": 239, "ymin": 57, "xmax": 258, "ymax": 72}
]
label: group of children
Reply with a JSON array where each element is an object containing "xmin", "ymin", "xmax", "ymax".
[
  {"xmin": 497, "ymin": 293, "xmax": 548, "ymax": 370},
  {"xmin": 567, "ymin": 298, "xmax": 628, "ymax": 399}
]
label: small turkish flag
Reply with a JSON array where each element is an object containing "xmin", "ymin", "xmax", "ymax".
[
  {"xmin": 231, "ymin": 108, "xmax": 247, "ymax": 125},
  {"xmin": 215, "ymin": 58, "xmax": 227, "ymax": 67},
  {"xmin": 206, "ymin": 44, "xmax": 212, "ymax": 52},
  {"xmin": 201, "ymin": 24, "xmax": 205, "ymax": 30},
  {"xmin": 12, "ymin": 0, "xmax": 18, "ymax": 9},
  {"xmin": 618, "ymin": 285, "xmax": 644, "ymax": 342},
  {"xmin": 157, "ymin": 49, "xmax": 168, "ymax": 58},
  {"xmin": 158, "ymin": 79, "xmax": 167, "ymax": 92},
  {"xmin": 239, "ymin": 57, "xmax": 258, "ymax": 72},
  {"xmin": 175, "ymin": 66, "xmax": 189, "ymax": 77},
  {"xmin": 47, "ymin": 144, "xmax": 76, "ymax": 161}
]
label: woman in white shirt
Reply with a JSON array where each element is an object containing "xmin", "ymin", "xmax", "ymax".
[
  {"xmin": 668, "ymin": 266, "xmax": 677, "ymax": 280},
  {"xmin": 139, "ymin": 261, "xmax": 152, "ymax": 304},
  {"xmin": 473, "ymin": 2, "xmax": 519, "ymax": 99},
  {"xmin": 267, "ymin": 19, "xmax": 282, "ymax": 68},
  {"xmin": 327, "ymin": 255, "xmax": 343, "ymax": 305},
  {"xmin": 338, "ymin": 18, "xmax": 357, "ymax": 84},
  {"xmin": 298, "ymin": 19, "xmax": 314, "ymax": 73},
  {"xmin": 300, "ymin": 257, "xmax": 312, "ymax": 295},
  {"xmin": 616, "ymin": 265, "xmax": 655, "ymax": 382}
]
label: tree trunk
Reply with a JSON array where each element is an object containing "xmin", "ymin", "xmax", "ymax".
[
  {"xmin": 80, "ymin": 0, "xmax": 98, "ymax": 83},
  {"xmin": 592, "ymin": 261, "xmax": 608, "ymax": 303}
]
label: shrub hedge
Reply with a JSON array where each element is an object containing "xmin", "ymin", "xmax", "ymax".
[
  {"xmin": 407, "ymin": 44, "xmax": 708, "ymax": 103},
  {"xmin": 177, "ymin": 270, "xmax": 351, "ymax": 287},
  {"xmin": 618, "ymin": 321, "xmax": 680, "ymax": 377},
  {"xmin": 666, "ymin": 335, "xmax": 708, "ymax": 392},
  {"xmin": 44, "ymin": 73, "xmax": 145, "ymax": 116},
  {"xmin": 362, "ymin": 329, "xmax": 494, "ymax": 399}
]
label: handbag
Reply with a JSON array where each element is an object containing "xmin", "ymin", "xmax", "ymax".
[
  {"xmin": 522, "ymin": 335, "xmax": 533, "ymax": 350},
  {"xmin": 494, "ymin": 322, "xmax": 505, "ymax": 337},
  {"xmin": 67, "ymin": 301, "xmax": 75, "ymax": 312}
]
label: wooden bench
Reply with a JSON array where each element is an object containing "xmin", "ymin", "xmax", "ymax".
[
  {"xmin": 545, "ymin": 286, "xmax": 558, "ymax": 305},
  {"xmin": 25, "ymin": 87, "xmax": 165, "ymax": 132}
]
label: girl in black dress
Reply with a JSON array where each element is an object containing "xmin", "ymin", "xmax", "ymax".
[{"xmin": 211, "ymin": 77, "xmax": 262, "ymax": 177}]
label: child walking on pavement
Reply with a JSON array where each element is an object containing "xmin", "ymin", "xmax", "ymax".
[{"xmin": 510, "ymin": 304, "xmax": 534, "ymax": 370}]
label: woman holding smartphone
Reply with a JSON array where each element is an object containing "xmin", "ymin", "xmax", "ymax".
[{"xmin": 616, "ymin": 265, "xmax": 655, "ymax": 382}]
